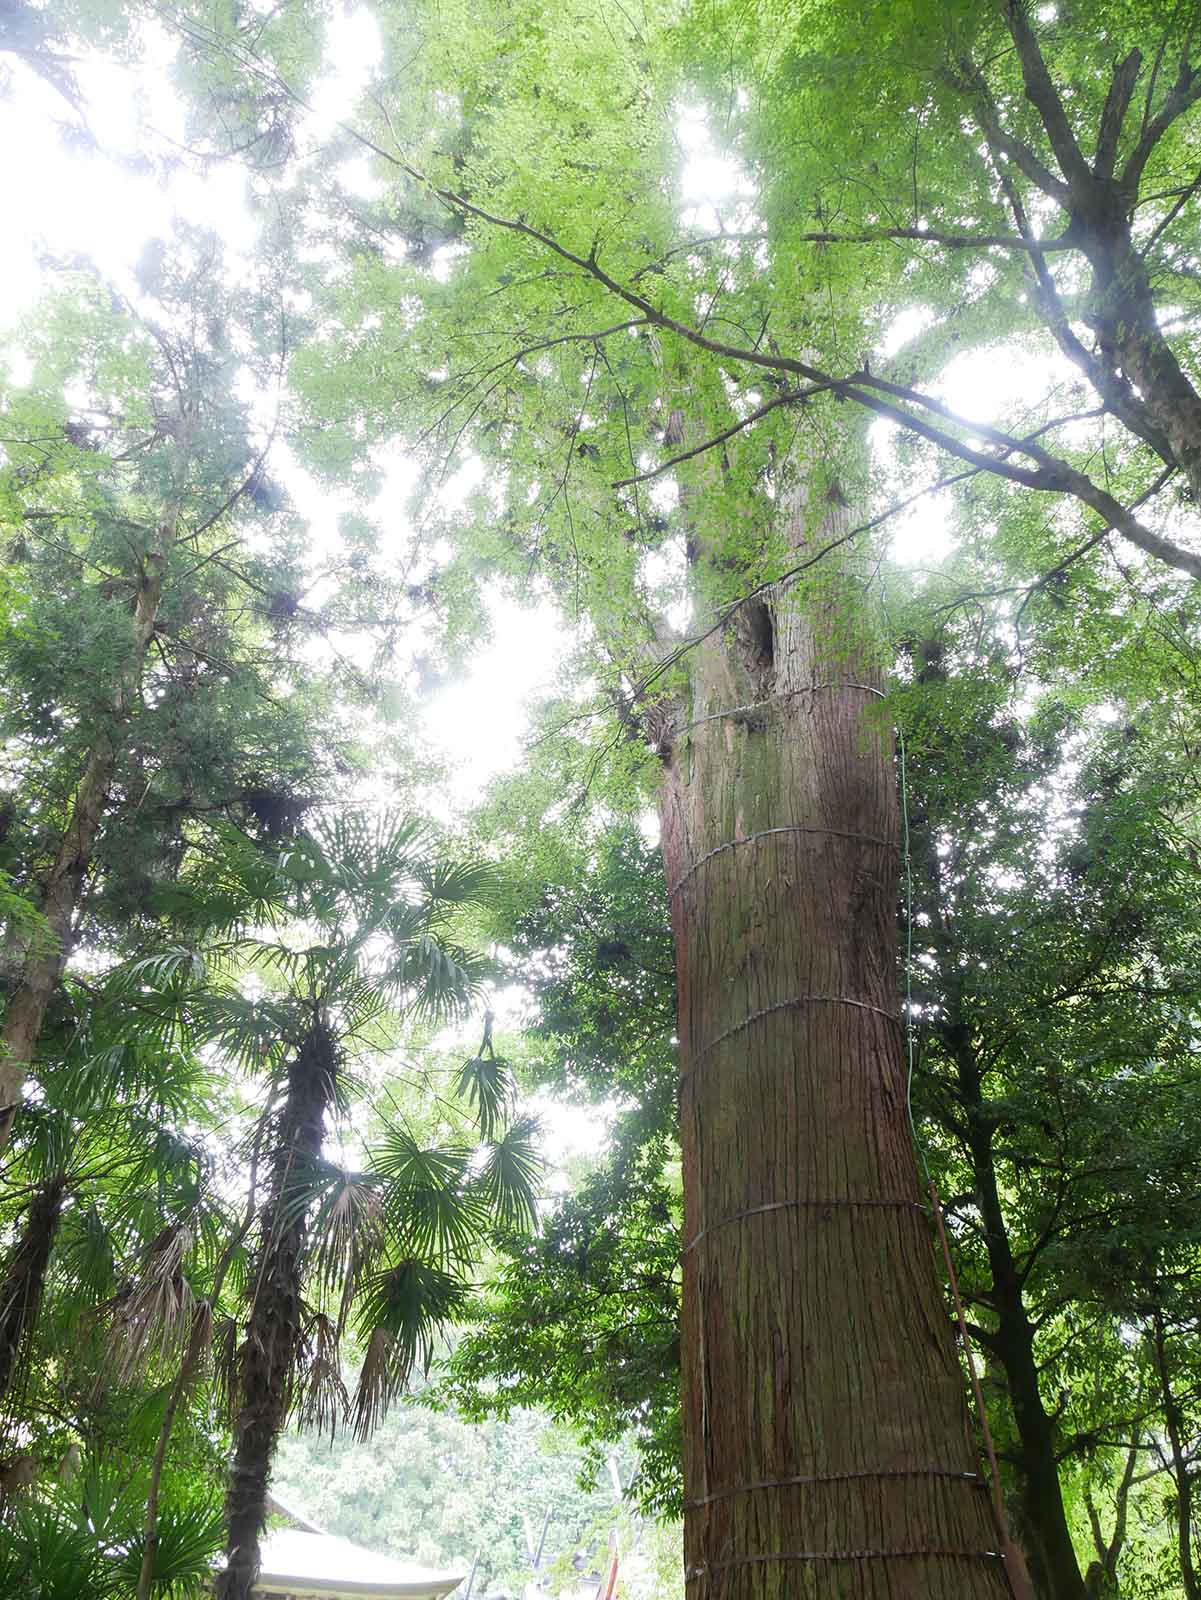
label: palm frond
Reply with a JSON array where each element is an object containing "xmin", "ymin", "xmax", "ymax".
[
  {"xmin": 0, "ymin": 1496, "xmax": 111, "ymax": 1600},
  {"xmin": 3, "ymin": 1101, "xmax": 74, "ymax": 1183},
  {"xmin": 319, "ymin": 811, "xmax": 435, "ymax": 889},
  {"xmin": 54, "ymin": 1202, "xmax": 115, "ymax": 1303},
  {"xmin": 294, "ymin": 1309, "xmax": 348, "ymax": 1440},
  {"xmin": 70, "ymin": 1454, "xmax": 145, "ymax": 1544},
  {"xmin": 384, "ymin": 936, "xmax": 483, "ymax": 1022},
  {"xmin": 352, "ymin": 1260, "xmax": 471, "ymax": 1438},
  {"xmin": 453, "ymin": 1052, "xmax": 515, "ymax": 1141},
  {"xmin": 115, "ymin": 1492, "xmax": 225, "ymax": 1597},
  {"xmin": 154, "ymin": 819, "xmax": 288, "ymax": 937},
  {"xmin": 184, "ymin": 992, "xmax": 298, "ymax": 1072},
  {"xmin": 56, "ymin": 1038, "xmax": 212, "ymax": 1122},
  {"xmin": 107, "ymin": 1222, "xmax": 195, "ymax": 1382},
  {"xmin": 308, "ymin": 1167, "xmax": 383, "ymax": 1333},
  {"xmin": 369, "ymin": 1128, "xmax": 488, "ymax": 1263},
  {"xmin": 474, "ymin": 1116, "xmax": 543, "ymax": 1234},
  {"xmin": 107, "ymin": 946, "xmax": 207, "ymax": 996},
  {"xmin": 411, "ymin": 857, "xmax": 499, "ymax": 910},
  {"xmin": 349, "ymin": 1324, "xmax": 404, "ymax": 1443},
  {"xmin": 212, "ymin": 1313, "xmax": 240, "ymax": 1431}
]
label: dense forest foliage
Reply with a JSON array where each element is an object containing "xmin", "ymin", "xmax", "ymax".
[{"xmin": 1, "ymin": 2, "xmax": 1200, "ymax": 1598}]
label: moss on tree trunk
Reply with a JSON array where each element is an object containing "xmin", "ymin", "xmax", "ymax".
[{"xmin": 660, "ymin": 488, "xmax": 1009, "ymax": 1598}]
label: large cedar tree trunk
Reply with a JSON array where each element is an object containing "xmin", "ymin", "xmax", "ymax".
[
  {"xmin": 658, "ymin": 490, "xmax": 1009, "ymax": 1599},
  {"xmin": 218, "ymin": 1022, "xmax": 336, "ymax": 1600}
]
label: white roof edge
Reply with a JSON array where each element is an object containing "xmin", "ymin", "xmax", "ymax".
[
  {"xmin": 255, "ymin": 1583, "xmax": 461, "ymax": 1600},
  {"xmin": 252, "ymin": 1527, "xmax": 462, "ymax": 1600}
]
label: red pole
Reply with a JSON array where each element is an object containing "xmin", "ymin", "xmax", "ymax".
[{"xmin": 600, "ymin": 1552, "xmax": 619, "ymax": 1600}]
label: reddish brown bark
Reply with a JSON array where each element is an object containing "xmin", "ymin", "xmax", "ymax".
[{"xmin": 659, "ymin": 494, "xmax": 1008, "ymax": 1598}]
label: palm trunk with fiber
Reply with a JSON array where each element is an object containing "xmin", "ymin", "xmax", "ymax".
[
  {"xmin": 0, "ymin": 1174, "xmax": 68, "ymax": 1405},
  {"xmin": 217, "ymin": 1022, "xmax": 336, "ymax": 1600}
]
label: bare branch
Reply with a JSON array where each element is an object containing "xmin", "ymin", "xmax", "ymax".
[
  {"xmin": 1120, "ymin": 44, "xmax": 1201, "ymax": 201},
  {"xmin": 1143, "ymin": 163, "xmax": 1201, "ymax": 254},
  {"xmin": 612, "ymin": 380, "xmax": 840, "ymax": 488}
]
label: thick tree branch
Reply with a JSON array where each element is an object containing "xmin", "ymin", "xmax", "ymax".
[
  {"xmin": 1095, "ymin": 49, "xmax": 1143, "ymax": 182},
  {"xmin": 993, "ymin": 155, "xmax": 1173, "ymax": 463},
  {"xmin": 186, "ymin": 23, "xmax": 1201, "ymax": 581},
  {"xmin": 1003, "ymin": 0, "xmax": 1092, "ymax": 190},
  {"xmin": 410, "ymin": 181, "xmax": 1201, "ymax": 579},
  {"xmin": 956, "ymin": 58, "xmax": 1070, "ymax": 203},
  {"xmin": 783, "ymin": 225, "xmax": 1073, "ymax": 252}
]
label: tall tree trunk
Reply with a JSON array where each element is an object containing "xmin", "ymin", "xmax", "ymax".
[
  {"xmin": 217, "ymin": 1022, "xmax": 336, "ymax": 1600},
  {"xmin": 0, "ymin": 1174, "xmax": 67, "ymax": 1404},
  {"xmin": 947, "ymin": 1036, "xmax": 1087, "ymax": 1600},
  {"xmin": 0, "ymin": 499, "xmax": 181, "ymax": 1153},
  {"xmin": 660, "ymin": 487, "xmax": 1009, "ymax": 1599}
]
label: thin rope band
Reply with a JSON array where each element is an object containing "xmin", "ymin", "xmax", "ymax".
[
  {"xmin": 669, "ymin": 822, "xmax": 897, "ymax": 899},
  {"xmin": 683, "ymin": 1466, "xmax": 986, "ymax": 1510},
  {"xmin": 682, "ymin": 1197, "xmax": 927, "ymax": 1256},
  {"xmin": 677, "ymin": 680, "xmax": 887, "ymax": 739},
  {"xmin": 685, "ymin": 1547, "xmax": 1004, "ymax": 1578},
  {"xmin": 680, "ymin": 995, "xmax": 902, "ymax": 1090}
]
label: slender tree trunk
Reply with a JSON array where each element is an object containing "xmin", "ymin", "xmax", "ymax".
[
  {"xmin": 137, "ymin": 1116, "xmax": 267, "ymax": 1600},
  {"xmin": 948, "ymin": 1038, "xmax": 1087, "ymax": 1600},
  {"xmin": 0, "ymin": 1174, "xmax": 67, "ymax": 1403},
  {"xmin": 660, "ymin": 485, "xmax": 1008, "ymax": 1599},
  {"xmin": 1149, "ymin": 1313, "xmax": 1200, "ymax": 1600},
  {"xmin": 137, "ymin": 1301, "xmax": 212, "ymax": 1600},
  {"xmin": 217, "ymin": 1022, "xmax": 336, "ymax": 1600},
  {"xmin": 0, "ymin": 503, "xmax": 179, "ymax": 1153},
  {"xmin": 1083, "ymin": 1433, "xmax": 1139, "ymax": 1598}
]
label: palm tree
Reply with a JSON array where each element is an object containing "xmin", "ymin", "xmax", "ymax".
[
  {"xmin": 166, "ymin": 812, "xmax": 538, "ymax": 1600},
  {"xmin": 0, "ymin": 1453, "xmax": 223, "ymax": 1600},
  {"xmin": 0, "ymin": 1003, "xmax": 235, "ymax": 1599},
  {"xmin": 0, "ymin": 981, "xmax": 225, "ymax": 1421}
]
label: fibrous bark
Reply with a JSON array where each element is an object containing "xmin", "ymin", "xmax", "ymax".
[
  {"xmin": 217, "ymin": 1022, "xmax": 336, "ymax": 1600},
  {"xmin": 659, "ymin": 485, "xmax": 1009, "ymax": 1598},
  {"xmin": 0, "ymin": 1174, "xmax": 67, "ymax": 1405}
]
